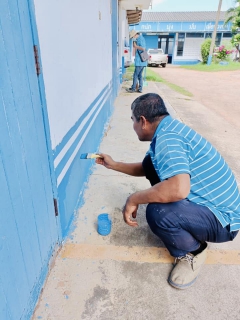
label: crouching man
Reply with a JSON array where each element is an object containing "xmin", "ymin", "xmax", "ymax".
[{"xmin": 96, "ymin": 93, "xmax": 240, "ymax": 289}]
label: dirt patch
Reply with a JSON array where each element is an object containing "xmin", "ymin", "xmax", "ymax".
[{"xmin": 153, "ymin": 65, "xmax": 240, "ymax": 130}]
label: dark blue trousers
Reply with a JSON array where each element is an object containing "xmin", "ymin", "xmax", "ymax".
[{"xmin": 142, "ymin": 155, "xmax": 238, "ymax": 257}]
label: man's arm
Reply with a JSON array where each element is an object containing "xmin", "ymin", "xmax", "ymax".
[
  {"xmin": 130, "ymin": 173, "xmax": 190, "ymax": 204},
  {"xmin": 95, "ymin": 153, "xmax": 145, "ymax": 177},
  {"xmin": 133, "ymin": 41, "xmax": 145, "ymax": 51},
  {"xmin": 123, "ymin": 173, "xmax": 190, "ymax": 227}
]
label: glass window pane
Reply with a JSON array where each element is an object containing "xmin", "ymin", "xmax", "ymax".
[
  {"xmin": 186, "ymin": 33, "xmax": 204, "ymax": 38},
  {"xmin": 160, "ymin": 39, "xmax": 167, "ymax": 53},
  {"xmin": 149, "ymin": 49, "xmax": 163, "ymax": 54},
  {"xmin": 168, "ymin": 40, "xmax": 174, "ymax": 54},
  {"xmin": 223, "ymin": 32, "xmax": 232, "ymax": 38},
  {"xmin": 177, "ymin": 42, "xmax": 184, "ymax": 56}
]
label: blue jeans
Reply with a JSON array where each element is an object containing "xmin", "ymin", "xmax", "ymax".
[
  {"xmin": 142, "ymin": 155, "xmax": 238, "ymax": 257},
  {"xmin": 132, "ymin": 66, "xmax": 144, "ymax": 91}
]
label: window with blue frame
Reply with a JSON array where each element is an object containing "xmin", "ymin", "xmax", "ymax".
[
  {"xmin": 177, "ymin": 33, "xmax": 185, "ymax": 56},
  {"xmin": 205, "ymin": 32, "xmax": 222, "ymax": 46},
  {"xmin": 222, "ymin": 32, "xmax": 232, "ymax": 38},
  {"xmin": 186, "ymin": 33, "xmax": 204, "ymax": 38}
]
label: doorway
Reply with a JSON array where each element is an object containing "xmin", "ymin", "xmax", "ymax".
[{"xmin": 158, "ymin": 35, "xmax": 174, "ymax": 63}]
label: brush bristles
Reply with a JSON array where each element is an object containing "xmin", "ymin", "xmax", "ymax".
[{"xmin": 80, "ymin": 153, "xmax": 101, "ymax": 159}]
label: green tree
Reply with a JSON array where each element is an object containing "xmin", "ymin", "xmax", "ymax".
[
  {"xmin": 225, "ymin": 0, "xmax": 240, "ymax": 27},
  {"xmin": 231, "ymin": 34, "xmax": 240, "ymax": 61},
  {"xmin": 225, "ymin": 0, "xmax": 240, "ymax": 61},
  {"xmin": 201, "ymin": 39, "xmax": 212, "ymax": 64}
]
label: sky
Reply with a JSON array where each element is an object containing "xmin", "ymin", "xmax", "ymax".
[{"xmin": 145, "ymin": 0, "xmax": 236, "ymax": 12}]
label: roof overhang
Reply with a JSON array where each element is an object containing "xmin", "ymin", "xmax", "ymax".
[
  {"xmin": 120, "ymin": 0, "xmax": 151, "ymax": 25},
  {"xmin": 127, "ymin": 10, "xmax": 142, "ymax": 25}
]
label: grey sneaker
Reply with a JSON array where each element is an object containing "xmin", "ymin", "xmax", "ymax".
[
  {"xmin": 168, "ymin": 243, "xmax": 208, "ymax": 289},
  {"xmin": 126, "ymin": 88, "xmax": 136, "ymax": 93}
]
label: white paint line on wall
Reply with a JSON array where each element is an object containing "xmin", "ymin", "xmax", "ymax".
[
  {"xmin": 57, "ymin": 90, "xmax": 112, "ymax": 186},
  {"xmin": 54, "ymin": 88, "xmax": 108, "ymax": 169}
]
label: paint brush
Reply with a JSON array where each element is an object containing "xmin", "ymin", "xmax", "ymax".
[{"xmin": 80, "ymin": 153, "xmax": 103, "ymax": 159}]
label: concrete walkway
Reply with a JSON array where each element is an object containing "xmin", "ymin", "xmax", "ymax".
[{"xmin": 33, "ymin": 79, "xmax": 240, "ymax": 320}]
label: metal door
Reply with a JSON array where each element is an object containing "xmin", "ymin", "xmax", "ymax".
[{"xmin": 0, "ymin": 0, "xmax": 58, "ymax": 318}]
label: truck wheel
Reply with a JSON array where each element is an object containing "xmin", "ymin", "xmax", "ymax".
[
  {"xmin": 156, "ymin": 64, "xmax": 160, "ymax": 67},
  {"xmin": 161, "ymin": 63, "xmax": 166, "ymax": 68}
]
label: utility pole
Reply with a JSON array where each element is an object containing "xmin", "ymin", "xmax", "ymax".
[{"xmin": 207, "ymin": 0, "xmax": 223, "ymax": 65}]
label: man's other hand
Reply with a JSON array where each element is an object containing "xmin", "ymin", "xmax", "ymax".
[{"xmin": 122, "ymin": 196, "xmax": 138, "ymax": 227}]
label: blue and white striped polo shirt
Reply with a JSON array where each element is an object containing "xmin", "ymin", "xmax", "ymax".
[{"xmin": 148, "ymin": 115, "xmax": 240, "ymax": 231}]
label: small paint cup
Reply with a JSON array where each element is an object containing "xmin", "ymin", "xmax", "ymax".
[{"xmin": 97, "ymin": 213, "xmax": 111, "ymax": 236}]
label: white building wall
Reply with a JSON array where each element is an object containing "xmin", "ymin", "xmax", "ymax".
[
  {"xmin": 118, "ymin": 6, "xmax": 130, "ymax": 72},
  {"xmin": 118, "ymin": 7, "xmax": 124, "ymax": 69},
  {"xmin": 119, "ymin": 7, "xmax": 130, "ymax": 47},
  {"xmin": 33, "ymin": 0, "xmax": 118, "ymax": 238},
  {"xmin": 34, "ymin": 0, "xmax": 112, "ymax": 149},
  {"xmin": 183, "ymin": 38, "xmax": 205, "ymax": 60},
  {"xmin": 173, "ymin": 34, "xmax": 204, "ymax": 62}
]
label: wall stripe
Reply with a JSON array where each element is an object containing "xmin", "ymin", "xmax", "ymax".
[
  {"xmin": 54, "ymin": 86, "xmax": 110, "ymax": 169},
  {"xmin": 54, "ymin": 88, "xmax": 110, "ymax": 178},
  {"xmin": 53, "ymin": 82, "xmax": 111, "ymax": 161},
  {"xmin": 56, "ymin": 88, "xmax": 112, "ymax": 186}
]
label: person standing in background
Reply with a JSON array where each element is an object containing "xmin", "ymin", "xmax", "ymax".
[{"xmin": 126, "ymin": 30, "xmax": 147, "ymax": 94}]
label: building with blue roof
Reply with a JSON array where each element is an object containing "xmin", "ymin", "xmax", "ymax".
[{"xmin": 130, "ymin": 11, "xmax": 232, "ymax": 64}]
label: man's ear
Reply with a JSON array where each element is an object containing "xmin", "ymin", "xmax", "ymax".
[{"xmin": 140, "ymin": 116, "xmax": 148, "ymax": 129}]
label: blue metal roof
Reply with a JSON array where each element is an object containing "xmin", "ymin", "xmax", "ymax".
[{"xmin": 141, "ymin": 11, "xmax": 228, "ymax": 22}]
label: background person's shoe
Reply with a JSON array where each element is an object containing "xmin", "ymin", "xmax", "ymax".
[
  {"xmin": 126, "ymin": 88, "xmax": 136, "ymax": 93},
  {"xmin": 168, "ymin": 243, "xmax": 208, "ymax": 290}
]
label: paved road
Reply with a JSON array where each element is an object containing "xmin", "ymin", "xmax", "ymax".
[{"xmin": 153, "ymin": 65, "xmax": 240, "ymax": 130}]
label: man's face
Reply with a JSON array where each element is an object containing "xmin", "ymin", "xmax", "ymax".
[{"xmin": 131, "ymin": 112, "xmax": 146, "ymax": 141}]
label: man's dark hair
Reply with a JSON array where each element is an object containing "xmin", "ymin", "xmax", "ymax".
[{"xmin": 131, "ymin": 93, "xmax": 169, "ymax": 123}]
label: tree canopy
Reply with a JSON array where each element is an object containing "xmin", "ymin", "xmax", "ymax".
[
  {"xmin": 225, "ymin": 0, "xmax": 240, "ymax": 33},
  {"xmin": 225, "ymin": 0, "xmax": 240, "ymax": 61}
]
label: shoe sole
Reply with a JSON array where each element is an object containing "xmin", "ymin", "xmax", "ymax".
[{"xmin": 168, "ymin": 276, "xmax": 198, "ymax": 290}]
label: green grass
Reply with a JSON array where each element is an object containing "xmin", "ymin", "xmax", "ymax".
[
  {"xmin": 180, "ymin": 61, "xmax": 240, "ymax": 72},
  {"xmin": 163, "ymin": 81, "xmax": 193, "ymax": 97},
  {"xmin": 124, "ymin": 65, "xmax": 193, "ymax": 97},
  {"xmin": 145, "ymin": 68, "xmax": 164, "ymax": 82}
]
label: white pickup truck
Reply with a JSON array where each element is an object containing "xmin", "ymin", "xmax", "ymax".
[{"xmin": 147, "ymin": 48, "xmax": 168, "ymax": 68}]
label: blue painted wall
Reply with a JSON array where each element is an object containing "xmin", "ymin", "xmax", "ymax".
[
  {"xmin": 145, "ymin": 35, "xmax": 158, "ymax": 50},
  {"xmin": 0, "ymin": 0, "xmax": 59, "ymax": 319},
  {"xmin": 55, "ymin": 84, "xmax": 113, "ymax": 237},
  {"xmin": 172, "ymin": 60, "xmax": 200, "ymax": 65}
]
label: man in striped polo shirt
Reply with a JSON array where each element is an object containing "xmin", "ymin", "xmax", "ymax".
[{"xmin": 96, "ymin": 93, "xmax": 240, "ymax": 289}]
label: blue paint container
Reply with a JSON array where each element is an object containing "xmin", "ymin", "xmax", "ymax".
[{"xmin": 97, "ymin": 213, "xmax": 111, "ymax": 236}]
